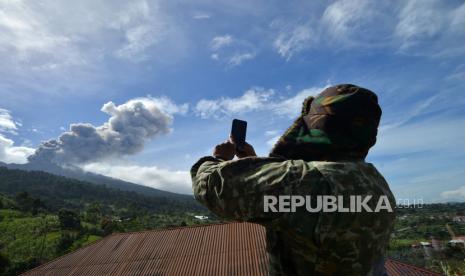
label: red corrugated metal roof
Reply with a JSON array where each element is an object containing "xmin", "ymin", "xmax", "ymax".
[
  {"xmin": 385, "ymin": 259, "xmax": 441, "ymax": 276},
  {"xmin": 22, "ymin": 222, "xmax": 441, "ymax": 276}
]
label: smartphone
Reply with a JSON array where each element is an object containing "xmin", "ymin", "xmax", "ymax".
[{"xmin": 231, "ymin": 119, "xmax": 247, "ymax": 150}]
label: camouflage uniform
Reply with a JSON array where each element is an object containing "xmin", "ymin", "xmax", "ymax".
[{"xmin": 191, "ymin": 84, "xmax": 396, "ymax": 275}]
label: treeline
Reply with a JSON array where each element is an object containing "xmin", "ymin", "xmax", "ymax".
[
  {"xmin": 0, "ymin": 192, "xmax": 214, "ymax": 275},
  {"xmin": 388, "ymin": 202, "xmax": 465, "ymax": 274},
  {"xmin": 0, "ymin": 167, "xmax": 215, "ymax": 275},
  {"xmin": 0, "ymin": 166, "xmax": 204, "ymax": 216}
]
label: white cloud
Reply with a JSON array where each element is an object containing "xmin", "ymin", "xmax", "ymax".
[
  {"xmin": 270, "ymin": 0, "xmax": 465, "ymax": 59},
  {"xmin": 0, "ymin": 1, "xmax": 75, "ymax": 63},
  {"xmin": 322, "ymin": 0, "xmax": 389, "ymax": 43},
  {"xmin": 192, "ymin": 12, "xmax": 211, "ymax": 20},
  {"xmin": 0, "ymin": 135, "xmax": 35, "ymax": 164},
  {"xmin": 265, "ymin": 130, "xmax": 278, "ymax": 137},
  {"xmin": 209, "ymin": 34, "xmax": 256, "ymax": 67},
  {"xmin": 0, "ymin": 0, "xmax": 170, "ymax": 64},
  {"xmin": 271, "ymin": 0, "xmax": 395, "ymax": 58},
  {"xmin": 266, "ymin": 135, "xmax": 280, "ymax": 147},
  {"xmin": 0, "ymin": 109, "xmax": 17, "ymax": 132},
  {"xmin": 272, "ymin": 86, "xmax": 326, "ymax": 118},
  {"xmin": 82, "ymin": 162, "xmax": 192, "ymax": 194},
  {"xmin": 195, "ymin": 88, "xmax": 274, "ymax": 119},
  {"xmin": 394, "ymin": 0, "xmax": 445, "ymax": 49},
  {"xmin": 110, "ymin": 1, "xmax": 169, "ymax": 62},
  {"xmin": 0, "ymin": 0, "xmax": 189, "ymax": 102},
  {"xmin": 195, "ymin": 86, "xmax": 327, "ymax": 119},
  {"xmin": 273, "ymin": 23, "xmax": 315, "ymax": 60},
  {"xmin": 228, "ymin": 52, "xmax": 255, "ymax": 67},
  {"xmin": 380, "ymin": 95, "xmax": 437, "ymax": 131},
  {"xmin": 441, "ymin": 186, "xmax": 465, "ymax": 201},
  {"xmin": 0, "ymin": 109, "xmax": 34, "ymax": 164},
  {"xmin": 450, "ymin": 3, "xmax": 465, "ymax": 33},
  {"xmin": 210, "ymin": 35, "xmax": 233, "ymax": 51},
  {"xmin": 395, "ymin": 1, "xmax": 465, "ymax": 57}
]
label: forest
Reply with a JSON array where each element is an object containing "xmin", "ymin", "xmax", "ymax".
[{"xmin": 0, "ymin": 167, "xmax": 214, "ymax": 276}]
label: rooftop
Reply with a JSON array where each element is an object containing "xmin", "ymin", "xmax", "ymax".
[{"xmin": 23, "ymin": 222, "xmax": 441, "ymax": 276}]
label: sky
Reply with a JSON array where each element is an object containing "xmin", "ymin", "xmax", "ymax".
[{"xmin": 0, "ymin": 0, "xmax": 465, "ymax": 202}]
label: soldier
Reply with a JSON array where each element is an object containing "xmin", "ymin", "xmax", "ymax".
[{"xmin": 191, "ymin": 84, "xmax": 396, "ymax": 275}]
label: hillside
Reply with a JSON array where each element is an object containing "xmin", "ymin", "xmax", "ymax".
[
  {"xmin": 0, "ymin": 168, "xmax": 216, "ymax": 276},
  {"xmin": 0, "ymin": 166, "xmax": 202, "ymax": 213},
  {"xmin": 0, "ymin": 161, "xmax": 188, "ymax": 199}
]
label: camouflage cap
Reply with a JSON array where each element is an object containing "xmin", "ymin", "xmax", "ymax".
[{"xmin": 270, "ymin": 84, "xmax": 381, "ymax": 161}]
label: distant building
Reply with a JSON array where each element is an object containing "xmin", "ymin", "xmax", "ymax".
[
  {"xmin": 453, "ymin": 216, "xmax": 465, "ymax": 223},
  {"xmin": 22, "ymin": 222, "xmax": 441, "ymax": 276},
  {"xmin": 448, "ymin": 239, "xmax": 465, "ymax": 247},
  {"xmin": 420, "ymin": 242, "xmax": 433, "ymax": 259},
  {"xmin": 453, "ymin": 235, "xmax": 465, "ymax": 242},
  {"xmin": 430, "ymin": 237, "xmax": 443, "ymax": 251}
]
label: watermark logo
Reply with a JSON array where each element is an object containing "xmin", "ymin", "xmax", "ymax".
[
  {"xmin": 263, "ymin": 195, "xmax": 394, "ymax": 213},
  {"xmin": 396, "ymin": 198, "xmax": 424, "ymax": 209}
]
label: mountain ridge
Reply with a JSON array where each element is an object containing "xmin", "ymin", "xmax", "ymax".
[{"xmin": 0, "ymin": 161, "xmax": 191, "ymax": 199}]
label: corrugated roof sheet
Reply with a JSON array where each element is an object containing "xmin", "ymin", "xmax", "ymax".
[
  {"xmin": 22, "ymin": 222, "xmax": 440, "ymax": 276},
  {"xmin": 385, "ymin": 259, "xmax": 441, "ymax": 276}
]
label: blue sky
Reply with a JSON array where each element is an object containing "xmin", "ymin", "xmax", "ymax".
[{"xmin": 0, "ymin": 0, "xmax": 465, "ymax": 202}]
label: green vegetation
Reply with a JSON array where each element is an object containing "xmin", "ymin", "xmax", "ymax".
[
  {"xmin": 0, "ymin": 167, "xmax": 216, "ymax": 276},
  {"xmin": 388, "ymin": 203, "xmax": 465, "ymax": 274},
  {"xmin": 3, "ymin": 166, "xmax": 465, "ymax": 275},
  {"xmin": 0, "ymin": 167, "xmax": 202, "ymax": 213}
]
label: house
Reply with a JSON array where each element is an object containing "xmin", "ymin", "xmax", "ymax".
[
  {"xmin": 419, "ymin": 242, "xmax": 433, "ymax": 259},
  {"xmin": 452, "ymin": 216, "xmax": 465, "ymax": 223},
  {"xmin": 448, "ymin": 235, "xmax": 465, "ymax": 247},
  {"xmin": 453, "ymin": 235, "xmax": 465, "ymax": 242},
  {"xmin": 430, "ymin": 237, "xmax": 443, "ymax": 251},
  {"xmin": 22, "ymin": 222, "xmax": 441, "ymax": 275},
  {"xmin": 448, "ymin": 239, "xmax": 465, "ymax": 247}
]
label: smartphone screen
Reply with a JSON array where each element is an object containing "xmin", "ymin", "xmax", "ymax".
[{"xmin": 231, "ymin": 119, "xmax": 247, "ymax": 149}]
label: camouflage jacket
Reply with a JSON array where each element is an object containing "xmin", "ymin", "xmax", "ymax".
[{"xmin": 191, "ymin": 156, "xmax": 396, "ymax": 276}]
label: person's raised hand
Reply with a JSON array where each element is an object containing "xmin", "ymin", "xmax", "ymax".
[
  {"xmin": 236, "ymin": 142, "xmax": 257, "ymax": 158},
  {"xmin": 213, "ymin": 140, "xmax": 236, "ymax": 160}
]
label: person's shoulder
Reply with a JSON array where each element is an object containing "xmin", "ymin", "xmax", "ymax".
[
  {"xmin": 309, "ymin": 161, "xmax": 386, "ymax": 181},
  {"xmin": 309, "ymin": 160, "xmax": 372, "ymax": 167}
]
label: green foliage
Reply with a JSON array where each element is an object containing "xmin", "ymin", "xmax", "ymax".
[
  {"xmin": 69, "ymin": 235, "xmax": 101, "ymax": 251},
  {"xmin": 101, "ymin": 218, "xmax": 121, "ymax": 236},
  {"xmin": 388, "ymin": 202, "xmax": 465, "ymax": 273},
  {"xmin": 14, "ymin": 192, "xmax": 44, "ymax": 215},
  {"xmin": 84, "ymin": 203, "xmax": 101, "ymax": 224},
  {"xmin": 0, "ymin": 252, "xmax": 10, "ymax": 274},
  {"xmin": 0, "ymin": 168, "xmax": 214, "ymax": 276},
  {"xmin": 58, "ymin": 209, "xmax": 81, "ymax": 230},
  {"xmin": 56, "ymin": 232, "xmax": 78, "ymax": 254},
  {"xmin": 0, "ymin": 167, "xmax": 204, "ymax": 215}
]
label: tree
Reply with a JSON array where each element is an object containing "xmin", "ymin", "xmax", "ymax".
[
  {"xmin": 15, "ymin": 191, "xmax": 33, "ymax": 212},
  {"xmin": 85, "ymin": 202, "xmax": 102, "ymax": 224},
  {"xmin": 56, "ymin": 232, "xmax": 77, "ymax": 254},
  {"xmin": 58, "ymin": 209, "xmax": 81, "ymax": 230},
  {"xmin": 101, "ymin": 218, "xmax": 122, "ymax": 235},
  {"xmin": 31, "ymin": 198, "xmax": 44, "ymax": 215},
  {"xmin": 0, "ymin": 252, "xmax": 10, "ymax": 274}
]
